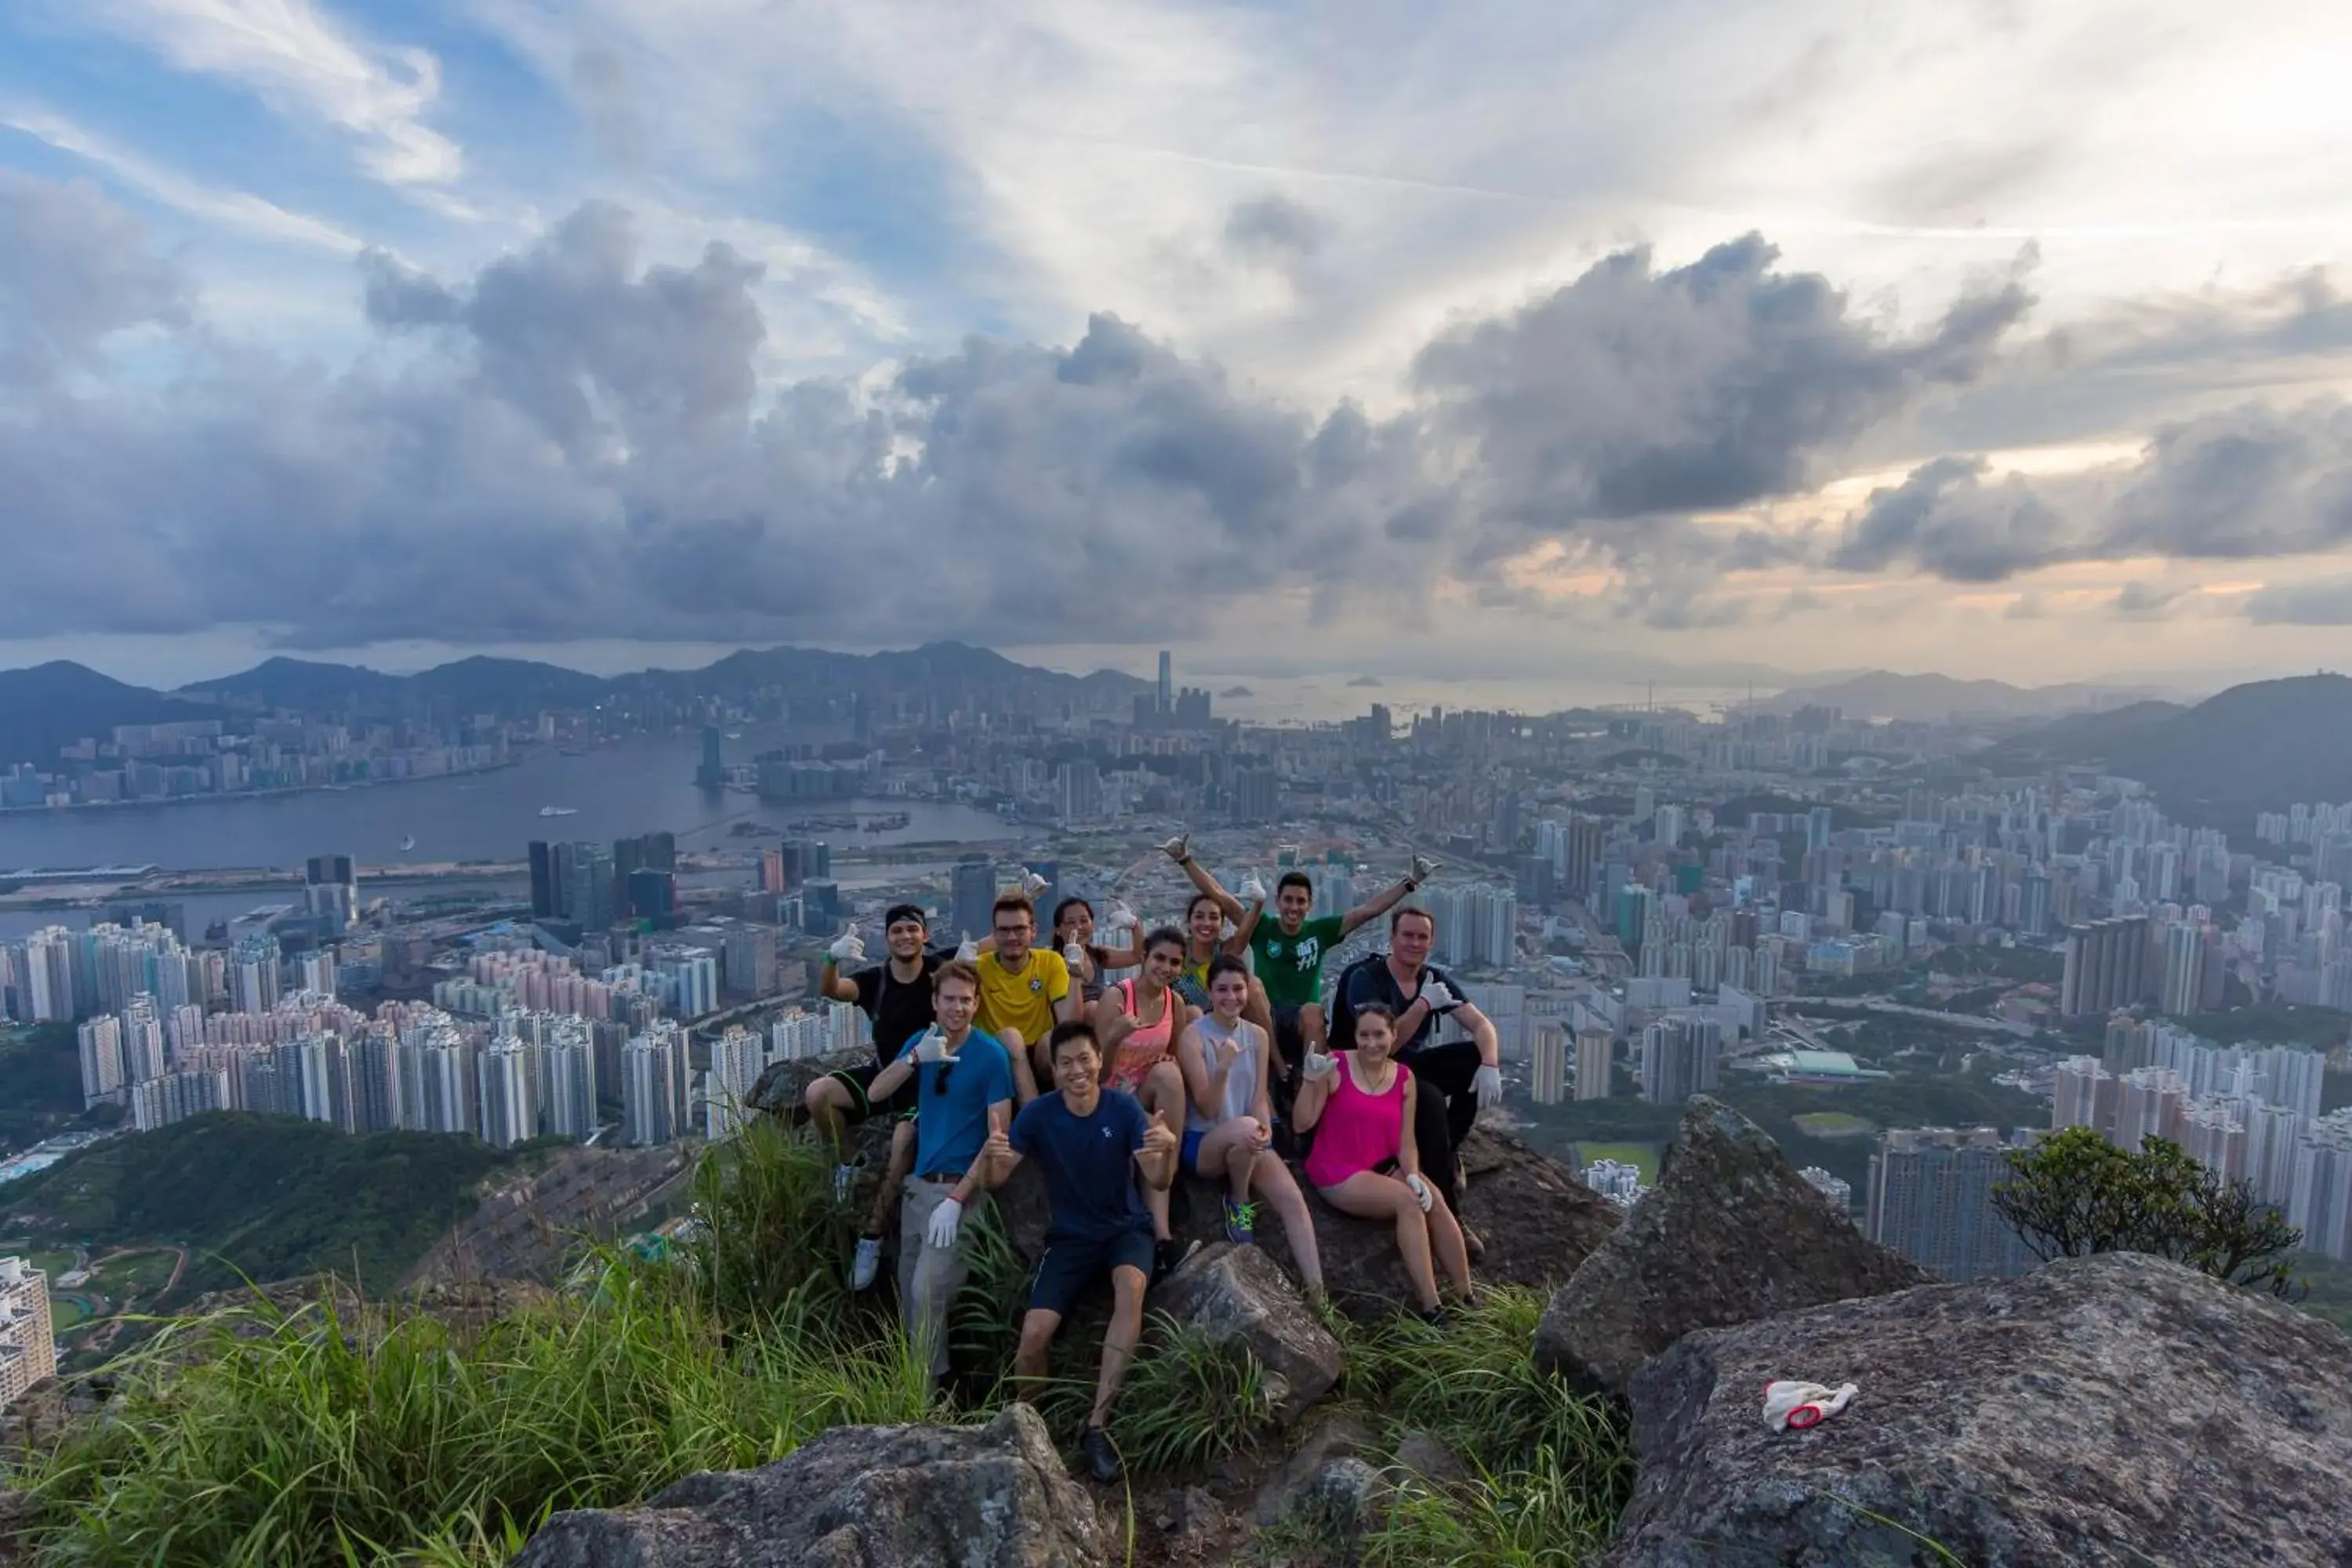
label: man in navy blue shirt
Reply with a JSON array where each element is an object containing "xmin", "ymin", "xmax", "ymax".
[
  {"xmin": 860, "ymin": 960, "xmax": 1015, "ymax": 1394},
  {"xmin": 979, "ymin": 1018, "xmax": 1178, "ymax": 1482}
]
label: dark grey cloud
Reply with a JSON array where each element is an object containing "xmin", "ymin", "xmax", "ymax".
[
  {"xmin": 1224, "ymin": 194, "xmax": 1330, "ymax": 263},
  {"xmin": 0, "ymin": 170, "xmax": 189, "ymax": 387},
  {"xmin": 1412, "ymin": 234, "xmax": 2030, "ymax": 536},
  {"xmin": 25, "ymin": 173, "xmax": 2352, "ymax": 654},
  {"xmin": 1828, "ymin": 455, "xmax": 2068, "ymax": 580},
  {"xmin": 1834, "ymin": 397, "xmax": 2352, "ymax": 583}
]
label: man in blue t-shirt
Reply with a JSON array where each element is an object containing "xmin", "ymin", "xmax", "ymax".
[
  {"xmin": 979, "ymin": 1019, "xmax": 1178, "ymax": 1482},
  {"xmin": 860, "ymin": 960, "xmax": 1014, "ymax": 1392}
]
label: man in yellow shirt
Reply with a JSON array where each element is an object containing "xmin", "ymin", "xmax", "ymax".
[{"xmin": 971, "ymin": 893, "xmax": 1080, "ymax": 1102}]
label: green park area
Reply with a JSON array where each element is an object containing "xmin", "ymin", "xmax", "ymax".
[
  {"xmin": 1791, "ymin": 1111, "xmax": 1880, "ymax": 1139},
  {"xmin": 1571, "ymin": 1141, "xmax": 1659, "ymax": 1180}
]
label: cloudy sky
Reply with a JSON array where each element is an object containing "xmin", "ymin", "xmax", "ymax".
[{"xmin": 5, "ymin": 0, "xmax": 2352, "ymax": 697}]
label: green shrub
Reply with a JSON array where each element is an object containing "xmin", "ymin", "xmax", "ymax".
[{"xmin": 16, "ymin": 1255, "xmax": 931, "ymax": 1568}]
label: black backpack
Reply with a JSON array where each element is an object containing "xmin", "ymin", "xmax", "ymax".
[{"xmin": 1325, "ymin": 952, "xmax": 1391, "ymax": 1054}]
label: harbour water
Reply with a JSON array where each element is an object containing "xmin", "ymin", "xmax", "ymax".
[{"xmin": 0, "ymin": 730, "xmax": 1022, "ymax": 921}]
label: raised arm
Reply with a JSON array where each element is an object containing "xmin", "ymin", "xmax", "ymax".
[
  {"xmin": 1339, "ymin": 856, "xmax": 1431, "ymax": 938},
  {"xmin": 1166, "ymin": 835, "xmax": 1247, "ymax": 923},
  {"xmin": 1292, "ymin": 1054, "xmax": 1334, "ymax": 1132},
  {"xmin": 1222, "ymin": 873, "xmax": 1268, "ymax": 956},
  {"xmin": 818, "ymin": 930, "xmax": 866, "ymax": 1004}
]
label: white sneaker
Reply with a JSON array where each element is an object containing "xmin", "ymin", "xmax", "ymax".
[
  {"xmin": 833, "ymin": 1163, "xmax": 858, "ymax": 1203},
  {"xmin": 851, "ymin": 1236, "xmax": 883, "ymax": 1291}
]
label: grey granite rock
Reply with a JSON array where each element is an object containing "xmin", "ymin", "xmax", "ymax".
[
  {"xmin": 1608, "ymin": 1251, "xmax": 2352, "ymax": 1568},
  {"xmin": 1535, "ymin": 1096, "xmax": 1926, "ymax": 1395}
]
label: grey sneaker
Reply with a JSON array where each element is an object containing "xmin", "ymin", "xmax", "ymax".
[{"xmin": 851, "ymin": 1235, "xmax": 883, "ymax": 1291}]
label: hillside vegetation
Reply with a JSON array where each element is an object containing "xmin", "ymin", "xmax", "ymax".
[{"xmin": 2, "ymin": 1113, "xmax": 557, "ymax": 1295}]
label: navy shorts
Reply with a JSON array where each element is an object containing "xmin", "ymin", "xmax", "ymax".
[{"xmin": 1026, "ymin": 1229, "xmax": 1155, "ymax": 1319}]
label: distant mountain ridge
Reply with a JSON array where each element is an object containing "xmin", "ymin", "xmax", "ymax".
[
  {"xmin": 0, "ymin": 644, "xmax": 1151, "ymax": 766},
  {"xmin": 1752, "ymin": 669, "xmax": 2176, "ymax": 722},
  {"xmin": 1982, "ymin": 673, "xmax": 2352, "ymax": 828}
]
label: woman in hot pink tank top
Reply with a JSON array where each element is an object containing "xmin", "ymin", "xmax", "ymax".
[
  {"xmin": 1087, "ymin": 926, "xmax": 1192, "ymax": 1263},
  {"xmin": 1294, "ymin": 1003, "xmax": 1473, "ymax": 1319}
]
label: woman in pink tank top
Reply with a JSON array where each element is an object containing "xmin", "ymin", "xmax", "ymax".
[
  {"xmin": 1294, "ymin": 1003, "xmax": 1472, "ymax": 1319},
  {"xmin": 1087, "ymin": 926, "xmax": 1192, "ymax": 1260}
]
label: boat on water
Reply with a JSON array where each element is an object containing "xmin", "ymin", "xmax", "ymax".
[
  {"xmin": 861, "ymin": 813, "xmax": 912, "ymax": 833},
  {"xmin": 400, "ymin": 833, "xmax": 416, "ymax": 851},
  {"xmin": 539, "ymin": 806, "xmax": 579, "ymax": 818}
]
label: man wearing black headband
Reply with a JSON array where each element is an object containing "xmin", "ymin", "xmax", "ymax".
[{"xmin": 807, "ymin": 902, "xmax": 950, "ymax": 1290}]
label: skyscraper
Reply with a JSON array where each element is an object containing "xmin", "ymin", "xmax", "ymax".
[
  {"xmin": 1638, "ymin": 1017, "xmax": 1720, "ymax": 1104},
  {"xmin": 0, "ymin": 1257, "xmax": 56, "ymax": 1409},
  {"xmin": 1156, "ymin": 650, "xmax": 1172, "ymax": 714},
  {"xmin": 623, "ymin": 1022, "xmax": 684, "ymax": 1147},
  {"xmin": 2160, "ymin": 922, "xmax": 2206, "ymax": 1018},
  {"xmin": 1865, "ymin": 1127, "xmax": 2033, "ymax": 1282},
  {"xmin": 1575, "ymin": 1027, "xmax": 1614, "ymax": 1101},
  {"xmin": 543, "ymin": 1018, "xmax": 598, "ymax": 1140},
  {"xmin": 2059, "ymin": 916, "xmax": 2150, "ymax": 1018},
  {"xmin": 696, "ymin": 725, "xmax": 724, "ymax": 790},
  {"xmin": 303, "ymin": 855, "xmax": 358, "ymax": 935},
  {"xmin": 528, "ymin": 840, "xmax": 559, "ymax": 920},
  {"xmin": 477, "ymin": 1042, "xmax": 534, "ymax": 1149},
  {"xmin": 1530, "ymin": 1023, "xmax": 1568, "ymax": 1105},
  {"xmin": 952, "ymin": 857, "xmax": 996, "ymax": 942}
]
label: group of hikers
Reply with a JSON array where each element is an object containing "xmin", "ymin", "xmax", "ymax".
[{"xmin": 801, "ymin": 836, "xmax": 1504, "ymax": 1481}]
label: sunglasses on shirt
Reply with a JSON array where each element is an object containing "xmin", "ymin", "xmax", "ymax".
[{"xmin": 931, "ymin": 1058, "xmax": 956, "ymax": 1096}]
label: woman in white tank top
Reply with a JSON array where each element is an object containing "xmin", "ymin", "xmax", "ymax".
[{"xmin": 1175, "ymin": 956, "xmax": 1323, "ymax": 1298}]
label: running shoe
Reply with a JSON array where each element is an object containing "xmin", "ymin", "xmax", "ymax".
[
  {"xmin": 1081, "ymin": 1424, "xmax": 1123, "ymax": 1483},
  {"xmin": 851, "ymin": 1235, "xmax": 883, "ymax": 1291},
  {"xmin": 1222, "ymin": 1196, "xmax": 1258, "ymax": 1245}
]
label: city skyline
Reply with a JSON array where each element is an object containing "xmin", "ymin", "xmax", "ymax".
[{"xmin": 2, "ymin": 3, "xmax": 2352, "ymax": 689}]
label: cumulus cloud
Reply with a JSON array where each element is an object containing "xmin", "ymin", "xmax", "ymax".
[
  {"xmin": 35, "ymin": 175, "xmax": 2352, "ymax": 655},
  {"xmin": 1412, "ymin": 234, "xmax": 2031, "ymax": 538},
  {"xmin": 1828, "ymin": 397, "xmax": 2352, "ymax": 582},
  {"xmin": 0, "ymin": 170, "xmax": 190, "ymax": 387}
]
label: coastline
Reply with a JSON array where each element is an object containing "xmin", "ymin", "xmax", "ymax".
[{"xmin": 0, "ymin": 756, "xmax": 524, "ymax": 818}]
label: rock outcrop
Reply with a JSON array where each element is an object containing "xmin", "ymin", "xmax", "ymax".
[
  {"xmin": 1151, "ymin": 1242, "xmax": 1343, "ymax": 1421},
  {"xmin": 1608, "ymin": 1251, "xmax": 2352, "ymax": 1568},
  {"xmin": 1535, "ymin": 1097, "xmax": 1925, "ymax": 1395},
  {"xmin": 995, "ymin": 1126, "xmax": 1616, "ymax": 1320},
  {"xmin": 512, "ymin": 1404, "xmax": 1108, "ymax": 1568}
]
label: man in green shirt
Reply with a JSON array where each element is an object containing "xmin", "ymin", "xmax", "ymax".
[{"xmin": 1171, "ymin": 838, "xmax": 1428, "ymax": 1074}]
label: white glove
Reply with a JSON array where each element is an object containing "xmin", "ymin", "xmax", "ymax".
[
  {"xmin": 1109, "ymin": 899, "xmax": 1138, "ymax": 934},
  {"xmin": 1410, "ymin": 854, "xmax": 1435, "ymax": 884},
  {"xmin": 1763, "ymin": 1380, "xmax": 1857, "ymax": 1432},
  {"xmin": 913, "ymin": 1028, "xmax": 949, "ymax": 1064},
  {"xmin": 828, "ymin": 930, "xmax": 865, "ymax": 963},
  {"xmin": 1020, "ymin": 869, "xmax": 1049, "ymax": 900},
  {"xmin": 1162, "ymin": 834, "xmax": 1190, "ymax": 862},
  {"xmin": 1063, "ymin": 941, "xmax": 1087, "ymax": 970},
  {"xmin": 1421, "ymin": 978, "xmax": 1458, "ymax": 1013},
  {"xmin": 1301, "ymin": 1051, "xmax": 1338, "ymax": 1082},
  {"xmin": 1404, "ymin": 1173, "xmax": 1435, "ymax": 1214},
  {"xmin": 1473, "ymin": 1064, "xmax": 1503, "ymax": 1112},
  {"xmin": 925, "ymin": 1196, "xmax": 964, "ymax": 1250},
  {"xmin": 954, "ymin": 934, "xmax": 978, "ymax": 961},
  {"xmin": 1240, "ymin": 875, "xmax": 1267, "ymax": 903}
]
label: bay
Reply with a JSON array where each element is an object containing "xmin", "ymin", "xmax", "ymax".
[{"xmin": 0, "ymin": 729, "xmax": 1019, "ymax": 877}]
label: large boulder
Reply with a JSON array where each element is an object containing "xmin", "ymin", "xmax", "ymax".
[
  {"xmin": 1151, "ymin": 1242, "xmax": 1343, "ymax": 1422},
  {"xmin": 512, "ymin": 1403, "xmax": 1109, "ymax": 1567},
  {"xmin": 1534, "ymin": 1097, "xmax": 1925, "ymax": 1394},
  {"xmin": 1608, "ymin": 1251, "xmax": 2352, "ymax": 1568},
  {"xmin": 1000, "ymin": 1127, "xmax": 1617, "ymax": 1320}
]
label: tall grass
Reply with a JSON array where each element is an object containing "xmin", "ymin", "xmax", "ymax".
[
  {"xmin": 16, "ymin": 1254, "xmax": 931, "ymax": 1566},
  {"xmin": 1338, "ymin": 1290, "xmax": 1635, "ymax": 1568}
]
